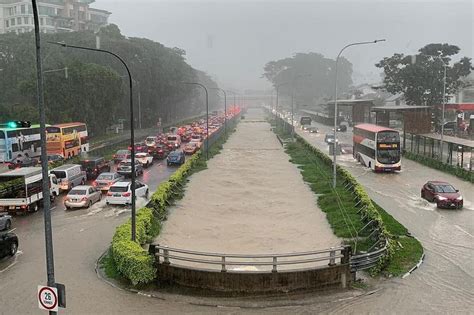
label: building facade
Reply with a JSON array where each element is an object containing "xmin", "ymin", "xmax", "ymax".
[{"xmin": 0, "ymin": 0, "xmax": 110, "ymax": 34}]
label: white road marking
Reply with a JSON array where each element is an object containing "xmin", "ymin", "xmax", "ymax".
[
  {"xmin": 7, "ymin": 228, "xmax": 16, "ymax": 233},
  {"xmin": 455, "ymin": 225, "xmax": 474, "ymax": 238}
]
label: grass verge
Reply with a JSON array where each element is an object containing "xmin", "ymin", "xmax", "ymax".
[{"xmin": 274, "ymin": 122, "xmax": 423, "ymax": 277}]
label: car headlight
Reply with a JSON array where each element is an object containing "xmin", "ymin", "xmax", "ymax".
[
  {"xmin": 437, "ymin": 196, "xmax": 447, "ymax": 201},
  {"xmin": 456, "ymin": 196, "xmax": 463, "ymax": 201}
]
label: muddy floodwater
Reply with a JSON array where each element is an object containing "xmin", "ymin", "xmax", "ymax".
[{"xmin": 156, "ymin": 108, "xmax": 340, "ymax": 271}]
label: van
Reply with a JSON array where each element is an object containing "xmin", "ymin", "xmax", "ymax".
[{"xmin": 50, "ymin": 164, "xmax": 87, "ymax": 192}]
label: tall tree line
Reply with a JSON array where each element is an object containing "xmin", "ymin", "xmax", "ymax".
[{"xmin": 0, "ymin": 24, "xmax": 220, "ymax": 136}]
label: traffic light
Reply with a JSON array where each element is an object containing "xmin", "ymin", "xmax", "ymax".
[{"xmin": 5, "ymin": 121, "xmax": 31, "ymax": 128}]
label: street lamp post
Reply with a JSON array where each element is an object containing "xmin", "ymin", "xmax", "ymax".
[
  {"xmin": 32, "ymin": 1, "xmax": 56, "ymax": 309},
  {"xmin": 275, "ymin": 82, "xmax": 290, "ymax": 131},
  {"xmin": 49, "ymin": 41, "xmax": 138, "ymax": 241},
  {"xmin": 332, "ymin": 39, "xmax": 386, "ymax": 189},
  {"xmin": 183, "ymin": 82, "xmax": 209, "ymax": 160},
  {"xmin": 211, "ymin": 87, "xmax": 227, "ymax": 135}
]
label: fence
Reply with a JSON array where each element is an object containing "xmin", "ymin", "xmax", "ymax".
[
  {"xmin": 149, "ymin": 244, "xmax": 352, "ymax": 293},
  {"xmin": 149, "ymin": 245, "xmax": 350, "ymax": 272}
]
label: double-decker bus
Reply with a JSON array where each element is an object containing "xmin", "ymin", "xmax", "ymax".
[
  {"xmin": 0, "ymin": 124, "xmax": 42, "ymax": 163},
  {"xmin": 353, "ymin": 123, "xmax": 401, "ymax": 172},
  {"xmin": 46, "ymin": 123, "xmax": 89, "ymax": 158}
]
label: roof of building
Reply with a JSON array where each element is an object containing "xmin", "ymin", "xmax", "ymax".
[
  {"xmin": 326, "ymin": 99, "xmax": 375, "ymax": 106},
  {"xmin": 0, "ymin": 167, "xmax": 42, "ymax": 177},
  {"xmin": 51, "ymin": 122, "xmax": 86, "ymax": 128},
  {"xmin": 371, "ymin": 105, "xmax": 430, "ymax": 112},
  {"xmin": 385, "ymin": 93, "xmax": 404, "ymax": 102}
]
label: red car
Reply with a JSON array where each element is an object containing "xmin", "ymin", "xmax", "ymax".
[
  {"xmin": 150, "ymin": 144, "xmax": 169, "ymax": 159},
  {"xmin": 421, "ymin": 181, "xmax": 463, "ymax": 209}
]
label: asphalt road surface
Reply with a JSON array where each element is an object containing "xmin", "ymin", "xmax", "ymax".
[{"xmin": 295, "ymin": 119, "xmax": 474, "ymax": 314}]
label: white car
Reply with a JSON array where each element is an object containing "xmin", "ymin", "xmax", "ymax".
[
  {"xmin": 135, "ymin": 152, "xmax": 154, "ymax": 168},
  {"xmin": 106, "ymin": 181, "xmax": 149, "ymax": 205},
  {"xmin": 64, "ymin": 185, "xmax": 102, "ymax": 209}
]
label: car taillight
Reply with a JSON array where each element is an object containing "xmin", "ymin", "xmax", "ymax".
[
  {"xmin": 107, "ymin": 192, "xmax": 113, "ymax": 196},
  {"xmin": 92, "ymin": 181, "xmax": 97, "ymax": 186},
  {"xmin": 113, "ymin": 154, "xmax": 116, "ymax": 158},
  {"xmin": 122, "ymin": 192, "xmax": 131, "ymax": 197}
]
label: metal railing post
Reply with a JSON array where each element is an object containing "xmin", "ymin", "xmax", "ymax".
[
  {"xmin": 329, "ymin": 248, "xmax": 336, "ymax": 266},
  {"xmin": 221, "ymin": 256, "xmax": 227, "ymax": 272},
  {"xmin": 272, "ymin": 257, "xmax": 277, "ymax": 273},
  {"xmin": 163, "ymin": 246, "xmax": 170, "ymax": 265}
]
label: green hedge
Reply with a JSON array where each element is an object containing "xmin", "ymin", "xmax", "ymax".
[
  {"xmin": 109, "ymin": 153, "xmax": 201, "ymax": 285},
  {"xmin": 294, "ymin": 134, "xmax": 395, "ymax": 273},
  {"xmin": 108, "ymin": 115, "xmax": 240, "ymax": 285},
  {"xmin": 403, "ymin": 151, "xmax": 473, "ymax": 183}
]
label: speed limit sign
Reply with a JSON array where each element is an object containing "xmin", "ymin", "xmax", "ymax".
[{"xmin": 38, "ymin": 285, "xmax": 58, "ymax": 312}]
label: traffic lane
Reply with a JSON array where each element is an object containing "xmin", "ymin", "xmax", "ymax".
[
  {"xmin": 0, "ymin": 157, "xmax": 191, "ymax": 313},
  {"xmin": 296, "ymin": 125, "xmax": 474, "ymax": 312}
]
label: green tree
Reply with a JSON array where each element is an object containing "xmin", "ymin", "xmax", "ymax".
[
  {"xmin": 263, "ymin": 52, "xmax": 353, "ymax": 106},
  {"xmin": 376, "ymin": 43, "xmax": 472, "ymax": 127}
]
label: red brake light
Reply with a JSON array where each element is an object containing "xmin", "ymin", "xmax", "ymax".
[
  {"xmin": 122, "ymin": 192, "xmax": 131, "ymax": 197},
  {"xmin": 92, "ymin": 181, "xmax": 97, "ymax": 186}
]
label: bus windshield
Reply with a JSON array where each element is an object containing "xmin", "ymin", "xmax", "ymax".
[
  {"xmin": 378, "ymin": 131, "xmax": 399, "ymax": 142},
  {"xmin": 377, "ymin": 149, "xmax": 400, "ymax": 164}
]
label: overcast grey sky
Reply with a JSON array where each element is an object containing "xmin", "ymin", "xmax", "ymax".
[{"xmin": 96, "ymin": 0, "xmax": 473, "ymax": 91}]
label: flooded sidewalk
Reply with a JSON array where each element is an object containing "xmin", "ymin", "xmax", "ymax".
[{"xmin": 155, "ymin": 108, "xmax": 340, "ymax": 270}]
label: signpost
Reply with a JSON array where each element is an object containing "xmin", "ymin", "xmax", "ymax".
[{"xmin": 38, "ymin": 285, "xmax": 58, "ymax": 312}]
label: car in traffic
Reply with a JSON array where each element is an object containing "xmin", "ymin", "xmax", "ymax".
[
  {"xmin": 421, "ymin": 181, "xmax": 463, "ymax": 209},
  {"xmin": 93, "ymin": 172, "xmax": 124, "ymax": 192},
  {"xmin": 189, "ymin": 134, "xmax": 203, "ymax": 148},
  {"xmin": 145, "ymin": 136, "xmax": 157, "ymax": 147},
  {"xmin": 117, "ymin": 159, "xmax": 144, "ymax": 177},
  {"xmin": 0, "ymin": 213, "xmax": 12, "ymax": 231},
  {"xmin": 135, "ymin": 152, "xmax": 154, "ymax": 168},
  {"xmin": 64, "ymin": 185, "xmax": 102, "ymax": 209},
  {"xmin": 336, "ymin": 124, "xmax": 348, "ymax": 132},
  {"xmin": 149, "ymin": 144, "xmax": 169, "ymax": 159},
  {"xmin": 340, "ymin": 143, "xmax": 353, "ymax": 154},
  {"xmin": 167, "ymin": 134, "xmax": 182, "ymax": 149},
  {"xmin": 6, "ymin": 156, "xmax": 38, "ymax": 169},
  {"xmin": 47, "ymin": 154, "xmax": 65, "ymax": 164},
  {"xmin": 307, "ymin": 127, "xmax": 319, "ymax": 133},
  {"xmin": 167, "ymin": 150, "xmax": 185, "ymax": 166},
  {"xmin": 0, "ymin": 232, "xmax": 18, "ymax": 259},
  {"xmin": 129, "ymin": 142, "xmax": 148, "ymax": 153},
  {"xmin": 106, "ymin": 181, "xmax": 149, "ymax": 205},
  {"xmin": 79, "ymin": 157, "xmax": 112, "ymax": 179},
  {"xmin": 324, "ymin": 134, "xmax": 339, "ymax": 144},
  {"xmin": 183, "ymin": 142, "xmax": 198, "ymax": 155},
  {"xmin": 113, "ymin": 150, "xmax": 131, "ymax": 164}
]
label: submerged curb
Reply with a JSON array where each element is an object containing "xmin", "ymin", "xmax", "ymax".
[{"xmin": 402, "ymin": 251, "xmax": 425, "ymax": 279}]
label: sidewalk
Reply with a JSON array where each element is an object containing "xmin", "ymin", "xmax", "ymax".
[{"xmin": 155, "ymin": 108, "xmax": 340, "ymax": 270}]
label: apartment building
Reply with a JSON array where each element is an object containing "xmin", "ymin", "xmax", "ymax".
[{"xmin": 0, "ymin": 0, "xmax": 110, "ymax": 34}]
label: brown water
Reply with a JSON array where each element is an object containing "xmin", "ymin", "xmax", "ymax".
[{"xmin": 156, "ymin": 108, "xmax": 340, "ymax": 271}]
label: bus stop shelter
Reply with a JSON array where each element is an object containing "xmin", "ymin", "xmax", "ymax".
[
  {"xmin": 301, "ymin": 99, "xmax": 375, "ymax": 126},
  {"xmin": 405, "ymin": 132, "xmax": 474, "ymax": 172}
]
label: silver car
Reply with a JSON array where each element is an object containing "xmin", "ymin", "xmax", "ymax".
[
  {"xmin": 0, "ymin": 213, "xmax": 12, "ymax": 230},
  {"xmin": 64, "ymin": 185, "xmax": 102, "ymax": 209},
  {"xmin": 93, "ymin": 172, "xmax": 124, "ymax": 192}
]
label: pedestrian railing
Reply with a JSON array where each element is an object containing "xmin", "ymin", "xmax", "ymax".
[
  {"xmin": 349, "ymin": 240, "xmax": 387, "ymax": 272},
  {"xmin": 149, "ymin": 244, "xmax": 351, "ymax": 273}
]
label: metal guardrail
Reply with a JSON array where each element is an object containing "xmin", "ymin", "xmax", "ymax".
[
  {"xmin": 149, "ymin": 244, "xmax": 350, "ymax": 273},
  {"xmin": 349, "ymin": 240, "xmax": 387, "ymax": 272}
]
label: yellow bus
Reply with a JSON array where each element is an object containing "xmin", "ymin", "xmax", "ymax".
[{"xmin": 46, "ymin": 123, "xmax": 89, "ymax": 158}]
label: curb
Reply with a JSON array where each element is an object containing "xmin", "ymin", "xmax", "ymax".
[{"xmin": 402, "ymin": 251, "xmax": 425, "ymax": 279}]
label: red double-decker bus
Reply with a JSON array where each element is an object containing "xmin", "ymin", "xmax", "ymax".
[{"xmin": 353, "ymin": 123, "xmax": 401, "ymax": 172}]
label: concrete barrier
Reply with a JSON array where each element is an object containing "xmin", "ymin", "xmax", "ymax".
[{"xmin": 156, "ymin": 263, "xmax": 351, "ymax": 293}]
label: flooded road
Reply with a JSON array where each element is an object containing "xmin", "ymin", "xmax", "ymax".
[
  {"xmin": 156, "ymin": 108, "xmax": 340, "ymax": 270},
  {"xmin": 296, "ymin": 119, "xmax": 474, "ymax": 313}
]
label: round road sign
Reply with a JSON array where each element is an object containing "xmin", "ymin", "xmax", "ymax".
[{"xmin": 38, "ymin": 285, "xmax": 58, "ymax": 312}]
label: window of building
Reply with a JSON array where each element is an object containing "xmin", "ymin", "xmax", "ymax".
[
  {"xmin": 8, "ymin": 7, "xmax": 14, "ymax": 16},
  {"xmin": 28, "ymin": 5, "xmax": 33, "ymax": 14},
  {"xmin": 5, "ymin": 20, "xmax": 9, "ymax": 28},
  {"xmin": 40, "ymin": 18, "xmax": 44, "ymax": 26},
  {"xmin": 11, "ymin": 19, "xmax": 15, "ymax": 26},
  {"xmin": 24, "ymin": 17, "xmax": 28, "ymax": 24},
  {"xmin": 17, "ymin": 17, "xmax": 21, "ymax": 25},
  {"xmin": 21, "ymin": 4, "xmax": 26, "ymax": 14}
]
